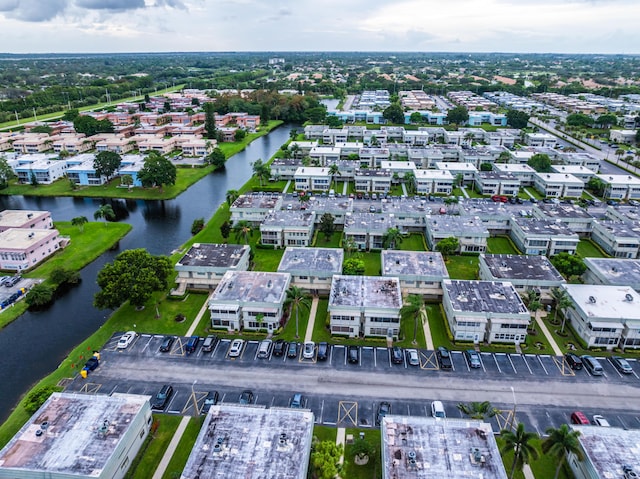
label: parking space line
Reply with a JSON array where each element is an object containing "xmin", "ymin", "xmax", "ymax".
[
  {"xmin": 108, "ymin": 385, "xmax": 118, "ymax": 396},
  {"xmin": 387, "ymin": 349, "xmax": 392, "ymax": 368},
  {"xmin": 492, "ymin": 353, "xmax": 502, "ymax": 373},
  {"xmin": 211, "ymin": 340, "xmax": 222, "ymax": 357},
  {"xmin": 318, "ymin": 400, "xmax": 324, "ymax": 424},
  {"xmin": 537, "ymin": 355, "xmax": 549, "ymax": 375},
  {"xmin": 607, "ymin": 358, "xmax": 624, "ymax": 378},
  {"xmin": 220, "ymin": 393, "xmax": 227, "ymax": 404},
  {"xmin": 373, "ymin": 348, "xmax": 377, "ymax": 368},
  {"xmin": 551, "ymin": 356, "xmax": 575, "ymax": 376},
  {"xmin": 170, "ymin": 338, "xmax": 185, "ymax": 356},
  {"xmin": 419, "ymin": 351, "xmax": 439, "ymax": 370},
  {"xmin": 507, "ymin": 354, "xmax": 518, "ymax": 374},
  {"xmin": 182, "ymin": 391, "xmax": 207, "ymax": 415},
  {"xmin": 254, "ymin": 394, "xmax": 259, "ymax": 405},
  {"xmin": 79, "ymin": 382, "xmax": 102, "ymax": 394},
  {"xmin": 337, "ymin": 401, "xmax": 358, "ymax": 427},
  {"xmin": 521, "ymin": 355, "xmax": 533, "ymax": 375},
  {"xmin": 141, "ymin": 336, "xmax": 153, "ymax": 354}
]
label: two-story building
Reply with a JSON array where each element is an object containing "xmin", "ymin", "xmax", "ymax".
[
  {"xmin": 474, "ymin": 172, "xmax": 520, "ymax": 196},
  {"xmin": 381, "ymin": 250, "xmax": 449, "ymax": 299},
  {"xmin": 230, "ymin": 193, "xmax": 283, "ymax": 226},
  {"xmin": 0, "ymin": 228, "xmax": 66, "ymax": 271},
  {"xmin": 260, "ymin": 210, "xmax": 316, "ymax": 248},
  {"xmin": 0, "ymin": 210, "xmax": 53, "ymax": 232},
  {"xmin": 596, "ymin": 174, "xmax": 640, "ymax": 201},
  {"xmin": 354, "ymin": 169, "xmax": 392, "ymax": 193},
  {"xmin": 208, "ymin": 271, "xmax": 291, "ymax": 333},
  {"xmin": 533, "ymin": 172, "xmax": 584, "ymax": 198},
  {"xmin": 328, "ymin": 275, "xmax": 402, "ymax": 338},
  {"xmin": 590, "ymin": 220, "xmax": 640, "ymax": 258},
  {"xmin": 277, "ymin": 247, "xmax": 343, "ymax": 294},
  {"xmin": 294, "ymin": 167, "xmax": 331, "ymax": 192},
  {"xmin": 413, "ymin": 169, "xmax": 454, "ymax": 195},
  {"xmin": 425, "ymin": 215, "xmax": 489, "ymax": 253},
  {"xmin": 509, "ymin": 217, "xmax": 579, "ymax": 256}
]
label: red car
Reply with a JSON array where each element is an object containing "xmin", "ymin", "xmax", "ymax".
[
  {"xmin": 570, "ymin": 411, "xmax": 590, "ymax": 425},
  {"xmin": 491, "ymin": 195, "xmax": 508, "ymax": 203}
]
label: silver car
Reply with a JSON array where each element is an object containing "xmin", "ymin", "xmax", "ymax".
[
  {"xmin": 228, "ymin": 339, "xmax": 245, "ymax": 358},
  {"xmin": 406, "ymin": 349, "xmax": 419, "ymax": 366}
]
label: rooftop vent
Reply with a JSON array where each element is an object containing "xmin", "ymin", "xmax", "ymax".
[
  {"xmin": 625, "ymin": 293, "xmax": 634, "ymax": 302},
  {"xmin": 27, "ymin": 213, "xmax": 33, "ymax": 218},
  {"xmin": 588, "ymin": 296, "xmax": 596, "ymax": 304},
  {"xmin": 28, "ymin": 232, "xmax": 34, "ymax": 238},
  {"xmin": 623, "ymin": 466, "xmax": 638, "ymax": 479}
]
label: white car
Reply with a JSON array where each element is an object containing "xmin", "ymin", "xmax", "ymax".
[
  {"xmin": 228, "ymin": 339, "xmax": 245, "ymax": 358},
  {"xmin": 406, "ymin": 349, "xmax": 419, "ymax": 366},
  {"xmin": 303, "ymin": 341, "xmax": 315, "ymax": 359},
  {"xmin": 431, "ymin": 400, "xmax": 446, "ymax": 419},
  {"xmin": 592, "ymin": 414, "xmax": 610, "ymax": 427},
  {"xmin": 117, "ymin": 331, "xmax": 137, "ymax": 349}
]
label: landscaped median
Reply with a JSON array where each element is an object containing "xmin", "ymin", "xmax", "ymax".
[{"xmin": 0, "ymin": 220, "xmax": 131, "ymax": 330}]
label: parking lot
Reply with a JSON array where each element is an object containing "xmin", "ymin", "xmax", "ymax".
[
  {"xmin": 0, "ymin": 277, "xmax": 38, "ymax": 310},
  {"xmin": 62, "ymin": 332, "xmax": 640, "ymax": 435}
]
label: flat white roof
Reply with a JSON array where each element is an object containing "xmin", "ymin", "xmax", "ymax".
[
  {"xmin": 534, "ymin": 172, "xmax": 583, "ymax": 184},
  {"xmin": 492, "ymin": 163, "xmax": 536, "ymax": 173},
  {"xmin": 571, "ymin": 426, "xmax": 640, "ymax": 479},
  {"xmin": 597, "ymin": 174, "xmax": 640, "ymax": 186},
  {"xmin": 562, "ymin": 284, "xmax": 640, "ymax": 321},
  {"xmin": 0, "ymin": 228, "xmax": 57, "ymax": 249},
  {"xmin": 0, "ymin": 210, "xmax": 50, "ymax": 228},
  {"xmin": 415, "ymin": 169, "xmax": 454, "ymax": 179},
  {"xmin": 434, "ymin": 162, "xmax": 478, "ymax": 172},
  {"xmin": 294, "ymin": 166, "xmax": 330, "ymax": 176}
]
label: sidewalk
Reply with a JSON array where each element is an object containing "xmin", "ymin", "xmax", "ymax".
[
  {"xmin": 151, "ymin": 416, "xmax": 190, "ymax": 479},
  {"xmin": 535, "ymin": 312, "xmax": 563, "ymax": 356},
  {"xmin": 523, "ymin": 464, "xmax": 535, "ymax": 479},
  {"xmin": 185, "ymin": 298, "xmax": 210, "ymax": 337},
  {"xmin": 336, "ymin": 427, "xmax": 346, "ymax": 465},
  {"xmin": 421, "ymin": 308, "xmax": 434, "ymax": 350},
  {"xmin": 304, "ymin": 296, "xmax": 320, "ymax": 343}
]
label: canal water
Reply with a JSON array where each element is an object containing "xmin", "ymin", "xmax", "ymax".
[{"xmin": 0, "ymin": 124, "xmax": 296, "ymax": 423}]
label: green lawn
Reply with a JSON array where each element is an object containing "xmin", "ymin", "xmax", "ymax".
[
  {"xmin": 313, "ymin": 424, "xmax": 338, "ymax": 443},
  {"xmin": 361, "ymin": 252, "xmax": 381, "ymax": 275},
  {"xmin": 311, "ymin": 298, "xmax": 331, "ymax": 342},
  {"xmin": 497, "ymin": 437, "xmax": 574, "ymax": 479},
  {"xmin": 125, "ymin": 415, "xmax": 183, "ymax": 479},
  {"xmin": 252, "ymin": 248, "xmax": 285, "ymax": 272},
  {"xmin": 425, "ymin": 304, "xmax": 450, "ymax": 349},
  {"xmin": 487, "ymin": 236, "xmax": 521, "ymax": 255},
  {"xmin": 445, "ymin": 255, "xmax": 479, "ymax": 280},
  {"xmin": 524, "ymin": 187, "xmax": 544, "ymax": 200},
  {"xmin": 343, "ymin": 428, "xmax": 382, "ymax": 479},
  {"xmin": 0, "ymin": 221, "xmax": 131, "ymax": 330},
  {"xmin": 313, "ymin": 231, "xmax": 343, "ymax": 248},
  {"xmin": 277, "ymin": 299, "xmax": 312, "ymax": 341},
  {"xmin": 576, "ymin": 239, "xmax": 608, "ymax": 258},
  {"xmin": 161, "ymin": 417, "xmax": 204, "ymax": 479},
  {"xmin": 398, "ymin": 233, "xmax": 427, "ymax": 251}
]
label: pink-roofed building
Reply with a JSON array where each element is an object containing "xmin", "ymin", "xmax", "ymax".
[
  {"xmin": 180, "ymin": 138, "xmax": 215, "ymax": 156},
  {"xmin": 12, "ymin": 134, "xmax": 55, "ymax": 154},
  {"xmin": 52, "ymin": 134, "xmax": 93, "ymax": 154},
  {"xmin": 0, "ymin": 228, "xmax": 67, "ymax": 271}
]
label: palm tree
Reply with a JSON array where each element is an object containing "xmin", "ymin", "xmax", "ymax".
[
  {"xmin": 497, "ymin": 151, "xmax": 512, "ymax": 163},
  {"xmin": 344, "ymin": 236, "xmax": 358, "ymax": 257},
  {"xmin": 500, "ymin": 423, "xmax": 539, "ymax": 479},
  {"xmin": 289, "ymin": 143, "xmax": 301, "ymax": 159},
  {"xmin": 464, "ymin": 131, "xmax": 475, "ymax": 146},
  {"xmin": 615, "ymin": 148, "xmax": 625, "ymax": 163},
  {"xmin": 233, "ymin": 220, "xmax": 253, "ymax": 245},
  {"xmin": 542, "ymin": 424, "xmax": 583, "ymax": 479},
  {"xmin": 401, "ymin": 294, "xmax": 423, "ymax": 344},
  {"xmin": 551, "ymin": 287, "xmax": 573, "ymax": 332},
  {"xmin": 252, "ymin": 158, "xmax": 270, "ymax": 186},
  {"xmin": 328, "ymin": 163, "xmax": 341, "ymax": 188},
  {"xmin": 71, "ymin": 216, "xmax": 88, "ymax": 232},
  {"xmin": 226, "ymin": 189, "xmax": 239, "ymax": 206},
  {"xmin": 457, "ymin": 401, "xmax": 500, "ymax": 421},
  {"xmin": 522, "ymin": 289, "xmax": 542, "ymax": 321},
  {"xmin": 404, "ymin": 171, "xmax": 416, "ymax": 194},
  {"xmin": 382, "ymin": 227, "xmax": 403, "ymax": 250},
  {"xmin": 93, "ymin": 204, "xmax": 115, "ymax": 224},
  {"xmin": 285, "ymin": 286, "xmax": 310, "ymax": 339}
]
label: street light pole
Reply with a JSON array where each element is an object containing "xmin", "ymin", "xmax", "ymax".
[{"xmin": 510, "ymin": 386, "xmax": 517, "ymax": 430}]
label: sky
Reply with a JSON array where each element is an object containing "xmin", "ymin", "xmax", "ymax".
[{"xmin": 0, "ymin": 0, "xmax": 638, "ymax": 54}]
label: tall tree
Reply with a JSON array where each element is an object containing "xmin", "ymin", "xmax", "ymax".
[
  {"xmin": 527, "ymin": 153, "xmax": 552, "ymax": 173},
  {"xmin": 220, "ymin": 220, "xmax": 231, "ymax": 241},
  {"xmin": 94, "ymin": 249, "xmax": 172, "ymax": 310},
  {"xmin": 319, "ymin": 213, "xmax": 336, "ymax": 241},
  {"xmin": 0, "ymin": 156, "xmax": 15, "ymax": 189},
  {"xmin": 542, "ymin": 424, "xmax": 583, "ymax": 479},
  {"xmin": 71, "ymin": 216, "xmax": 88, "ymax": 232},
  {"xmin": 233, "ymin": 220, "xmax": 253, "ymax": 245},
  {"xmin": 506, "ymin": 109, "xmax": 530, "ymax": 129},
  {"xmin": 206, "ymin": 147, "xmax": 226, "ymax": 169},
  {"xmin": 328, "ymin": 163, "xmax": 341, "ymax": 186},
  {"xmin": 383, "ymin": 103, "xmax": 405, "ymax": 124},
  {"xmin": 551, "ymin": 253, "xmax": 586, "ymax": 279},
  {"xmin": 551, "ymin": 287, "xmax": 573, "ymax": 332},
  {"xmin": 252, "ymin": 158, "xmax": 271, "ymax": 186},
  {"xmin": 226, "ymin": 189, "xmax": 239, "ymax": 206},
  {"xmin": 382, "ymin": 227, "xmax": 403, "ymax": 249},
  {"xmin": 457, "ymin": 401, "xmax": 500, "ymax": 421},
  {"xmin": 401, "ymin": 293, "xmax": 423, "ymax": 344},
  {"xmin": 138, "ymin": 152, "xmax": 177, "ymax": 190},
  {"xmin": 404, "ymin": 171, "xmax": 416, "ymax": 194},
  {"xmin": 203, "ymin": 102, "xmax": 217, "ymax": 139},
  {"xmin": 93, "ymin": 204, "xmax": 115, "ymax": 224},
  {"xmin": 285, "ymin": 285, "xmax": 310, "ymax": 339},
  {"xmin": 446, "ymin": 106, "xmax": 469, "ymax": 126},
  {"xmin": 500, "ymin": 423, "xmax": 539, "ymax": 479},
  {"xmin": 93, "ymin": 151, "xmax": 122, "ymax": 181},
  {"xmin": 435, "ymin": 236, "xmax": 459, "ymax": 259}
]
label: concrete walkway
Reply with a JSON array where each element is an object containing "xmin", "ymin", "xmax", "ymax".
[
  {"xmin": 460, "ymin": 186, "xmax": 470, "ymax": 199},
  {"xmin": 336, "ymin": 427, "xmax": 346, "ymax": 465},
  {"xmin": 152, "ymin": 416, "xmax": 191, "ymax": 479},
  {"xmin": 401, "ymin": 183, "xmax": 408, "ymax": 196},
  {"xmin": 341, "ymin": 181, "xmax": 348, "ymax": 195},
  {"xmin": 523, "ymin": 464, "xmax": 536, "ymax": 479},
  {"xmin": 304, "ymin": 296, "xmax": 320, "ymax": 343},
  {"xmin": 535, "ymin": 312, "xmax": 563, "ymax": 356},
  {"xmin": 185, "ymin": 298, "xmax": 210, "ymax": 337},
  {"xmin": 421, "ymin": 308, "xmax": 434, "ymax": 350},
  {"xmin": 282, "ymin": 179, "xmax": 291, "ymax": 193}
]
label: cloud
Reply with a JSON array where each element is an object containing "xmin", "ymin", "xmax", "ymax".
[
  {"xmin": 152, "ymin": 0, "xmax": 187, "ymax": 9},
  {"xmin": 75, "ymin": 0, "xmax": 145, "ymax": 10}
]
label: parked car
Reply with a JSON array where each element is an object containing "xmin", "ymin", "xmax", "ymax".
[
  {"xmin": 257, "ymin": 339, "xmax": 272, "ymax": 359},
  {"xmin": 491, "ymin": 195, "xmax": 508, "ymax": 203},
  {"xmin": 202, "ymin": 335, "xmax": 217, "ymax": 353},
  {"xmin": 239, "ymin": 390, "xmax": 254, "ymax": 405},
  {"xmin": 185, "ymin": 335, "xmax": 200, "ymax": 355},
  {"xmin": 391, "ymin": 346, "xmax": 404, "ymax": 364},
  {"xmin": 406, "ymin": 348, "xmax": 419, "ymax": 366},
  {"xmin": 273, "ymin": 339, "xmax": 287, "ymax": 357},
  {"xmin": 317, "ymin": 342, "xmax": 329, "ymax": 361},
  {"xmin": 581, "ymin": 355, "xmax": 603, "ymax": 376},
  {"xmin": 465, "ymin": 350, "xmax": 481, "ymax": 369},
  {"xmin": 610, "ymin": 355, "xmax": 633, "ymax": 374},
  {"xmin": 228, "ymin": 339, "xmax": 245, "ymax": 358},
  {"xmin": 565, "ymin": 353, "xmax": 583, "ymax": 370},
  {"xmin": 431, "ymin": 400, "xmax": 446, "ymax": 418},
  {"xmin": 3, "ymin": 275, "xmax": 21, "ymax": 287},
  {"xmin": 202, "ymin": 391, "xmax": 219, "ymax": 414},
  {"xmin": 287, "ymin": 341, "xmax": 299, "ymax": 358},
  {"xmin": 347, "ymin": 345, "xmax": 359, "ymax": 364},
  {"xmin": 151, "ymin": 385, "xmax": 174, "ymax": 410},
  {"xmin": 117, "ymin": 331, "xmax": 137, "ymax": 349},
  {"xmin": 570, "ymin": 411, "xmax": 590, "ymax": 425},
  {"xmin": 84, "ymin": 356, "xmax": 100, "ymax": 372},
  {"xmin": 159, "ymin": 336, "xmax": 175, "ymax": 353},
  {"xmin": 290, "ymin": 393, "xmax": 305, "ymax": 409},
  {"xmin": 376, "ymin": 401, "xmax": 391, "ymax": 425},
  {"xmin": 592, "ymin": 414, "xmax": 611, "ymax": 427},
  {"xmin": 303, "ymin": 341, "xmax": 315, "ymax": 359},
  {"xmin": 436, "ymin": 346, "xmax": 452, "ymax": 369}
]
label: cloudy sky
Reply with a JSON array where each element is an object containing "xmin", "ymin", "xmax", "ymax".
[{"xmin": 0, "ymin": 0, "xmax": 638, "ymax": 54}]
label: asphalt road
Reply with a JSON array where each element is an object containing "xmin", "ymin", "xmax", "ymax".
[{"xmin": 65, "ymin": 333, "xmax": 640, "ymax": 435}]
